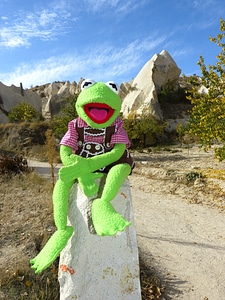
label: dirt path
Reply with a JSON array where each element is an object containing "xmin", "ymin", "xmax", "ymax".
[
  {"xmin": 129, "ymin": 146, "xmax": 225, "ymax": 299},
  {"xmin": 131, "ymin": 179, "xmax": 225, "ymax": 299}
]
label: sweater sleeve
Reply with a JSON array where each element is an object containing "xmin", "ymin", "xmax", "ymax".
[
  {"xmin": 60, "ymin": 119, "xmax": 78, "ymax": 152},
  {"xmin": 110, "ymin": 118, "xmax": 131, "ymax": 148}
]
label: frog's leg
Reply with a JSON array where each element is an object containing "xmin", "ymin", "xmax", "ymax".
[
  {"xmin": 78, "ymin": 172, "xmax": 104, "ymax": 197},
  {"xmin": 30, "ymin": 179, "xmax": 74, "ymax": 274},
  {"xmin": 92, "ymin": 163, "xmax": 131, "ymax": 236}
]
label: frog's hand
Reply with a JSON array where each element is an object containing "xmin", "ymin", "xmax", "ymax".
[
  {"xmin": 60, "ymin": 143, "xmax": 127, "ymax": 182},
  {"xmin": 30, "ymin": 226, "xmax": 73, "ymax": 274},
  {"xmin": 88, "ymin": 143, "xmax": 126, "ymax": 172},
  {"xmin": 59, "ymin": 163, "xmax": 79, "ymax": 182},
  {"xmin": 59, "ymin": 156, "xmax": 88, "ymax": 182},
  {"xmin": 78, "ymin": 172, "xmax": 104, "ymax": 197}
]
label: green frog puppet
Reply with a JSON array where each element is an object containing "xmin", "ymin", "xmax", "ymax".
[{"xmin": 30, "ymin": 79, "xmax": 134, "ymax": 274}]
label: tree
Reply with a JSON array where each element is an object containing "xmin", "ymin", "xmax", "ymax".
[
  {"xmin": 123, "ymin": 109, "xmax": 165, "ymax": 148},
  {"xmin": 187, "ymin": 18, "xmax": 225, "ymax": 160}
]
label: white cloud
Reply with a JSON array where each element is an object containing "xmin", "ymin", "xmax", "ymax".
[
  {"xmin": 39, "ymin": 11, "xmax": 58, "ymax": 27},
  {"xmin": 171, "ymin": 49, "xmax": 192, "ymax": 59},
  {"xmin": 192, "ymin": 0, "xmax": 214, "ymax": 8},
  {"xmin": 117, "ymin": 0, "xmax": 149, "ymax": 14},
  {"xmin": 182, "ymin": 0, "xmax": 216, "ymax": 9},
  {"xmin": 174, "ymin": 50, "xmax": 189, "ymax": 58},
  {"xmin": 0, "ymin": 27, "xmax": 31, "ymax": 47},
  {"xmin": 0, "ymin": 8, "xmax": 76, "ymax": 48},
  {"xmin": 83, "ymin": 0, "xmax": 119, "ymax": 12},
  {"xmin": 0, "ymin": 36, "xmax": 166, "ymax": 87},
  {"xmin": 83, "ymin": 0, "xmax": 149, "ymax": 14}
]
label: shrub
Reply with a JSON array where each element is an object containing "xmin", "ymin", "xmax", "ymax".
[
  {"xmin": 0, "ymin": 152, "xmax": 31, "ymax": 175},
  {"xmin": 8, "ymin": 102, "xmax": 39, "ymax": 122},
  {"xmin": 186, "ymin": 171, "xmax": 203, "ymax": 182},
  {"xmin": 123, "ymin": 109, "xmax": 165, "ymax": 148},
  {"xmin": 158, "ymin": 81, "xmax": 186, "ymax": 104}
]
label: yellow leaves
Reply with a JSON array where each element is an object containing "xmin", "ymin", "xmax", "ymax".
[
  {"xmin": 202, "ymin": 168, "xmax": 225, "ymax": 180},
  {"xmin": 25, "ymin": 280, "xmax": 32, "ymax": 287},
  {"xmin": 8, "ymin": 102, "xmax": 38, "ymax": 122}
]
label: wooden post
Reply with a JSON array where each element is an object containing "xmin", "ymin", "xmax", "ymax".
[
  {"xmin": 20, "ymin": 82, "xmax": 24, "ymax": 96},
  {"xmin": 58, "ymin": 177, "xmax": 141, "ymax": 300}
]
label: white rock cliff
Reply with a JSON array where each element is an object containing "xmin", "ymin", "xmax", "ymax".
[
  {"xmin": 121, "ymin": 50, "xmax": 181, "ymax": 121},
  {"xmin": 0, "ymin": 82, "xmax": 42, "ymax": 123}
]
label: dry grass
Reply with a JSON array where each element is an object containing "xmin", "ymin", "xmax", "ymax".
[
  {"xmin": 139, "ymin": 255, "xmax": 164, "ymax": 299},
  {"xmin": 0, "ymin": 172, "xmax": 59, "ymax": 300},
  {"xmin": 0, "ymin": 122, "xmax": 51, "ymax": 158}
]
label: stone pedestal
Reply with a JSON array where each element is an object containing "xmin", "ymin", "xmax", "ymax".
[{"xmin": 58, "ymin": 177, "xmax": 141, "ymax": 300}]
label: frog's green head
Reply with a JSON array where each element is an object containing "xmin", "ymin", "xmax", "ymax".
[{"xmin": 76, "ymin": 79, "xmax": 121, "ymax": 129}]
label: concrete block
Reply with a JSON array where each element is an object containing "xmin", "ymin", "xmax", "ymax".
[{"xmin": 58, "ymin": 177, "xmax": 141, "ymax": 300}]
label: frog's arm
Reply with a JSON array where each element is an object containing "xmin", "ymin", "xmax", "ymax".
[
  {"xmin": 60, "ymin": 145, "xmax": 84, "ymax": 166},
  {"xmin": 59, "ymin": 143, "xmax": 126, "ymax": 182},
  {"xmin": 60, "ymin": 144, "xmax": 72, "ymax": 165},
  {"xmin": 88, "ymin": 143, "xmax": 126, "ymax": 170},
  {"xmin": 59, "ymin": 145, "xmax": 104, "ymax": 196}
]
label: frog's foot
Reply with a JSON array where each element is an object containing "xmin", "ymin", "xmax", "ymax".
[
  {"xmin": 30, "ymin": 226, "xmax": 73, "ymax": 274},
  {"xmin": 92, "ymin": 199, "xmax": 130, "ymax": 236}
]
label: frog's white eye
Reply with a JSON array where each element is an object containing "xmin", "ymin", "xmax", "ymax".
[
  {"xmin": 81, "ymin": 79, "xmax": 96, "ymax": 90},
  {"xmin": 105, "ymin": 81, "xmax": 119, "ymax": 94}
]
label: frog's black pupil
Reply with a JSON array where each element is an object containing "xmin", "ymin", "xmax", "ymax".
[
  {"xmin": 109, "ymin": 83, "xmax": 118, "ymax": 91},
  {"xmin": 83, "ymin": 81, "xmax": 92, "ymax": 88}
]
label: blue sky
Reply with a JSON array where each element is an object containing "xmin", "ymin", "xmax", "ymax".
[{"xmin": 0, "ymin": 0, "xmax": 224, "ymax": 88}]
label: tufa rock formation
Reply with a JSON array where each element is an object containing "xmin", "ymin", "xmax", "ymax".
[
  {"xmin": 121, "ymin": 50, "xmax": 181, "ymax": 121},
  {"xmin": 0, "ymin": 82, "xmax": 42, "ymax": 123},
  {"xmin": 32, "ymin": 80, "xmax": 81, "ymax": 119},
  {"xmin": 0, "ymin": 79, "xmax": 83, "ymax": 123}
]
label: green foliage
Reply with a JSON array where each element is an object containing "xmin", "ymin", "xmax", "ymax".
[
  {"xmin": 176, "ymin": 123, "xmax": 186, "ymax": 142},
  {"xmin": 186, "ymin": 171, "xmax": 203, "ymax": 182},
  {"xmin": 187, "ymin": 18, "xmax": 225, "ymax": 161},
  {"xmin": 8, "ymin": 102, "xmax": 39, "ymax": 122},
  {"xmin": 51, "ymin": 94, "xmax": 78, "ymax": 137},
  {"xmin": 123, "ymin": 109, "xmax": 165, "ymax": 148},
  {"xmin": 158, "ymin": 81, "xmax": 186, "ymax": 103},
  {"xmin": 176, "ymin": 123, "xmax": 195, "ymax": 145}
]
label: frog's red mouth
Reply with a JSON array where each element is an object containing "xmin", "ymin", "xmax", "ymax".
[{"xmin": 84, "ymin": 103, "xmax": 114, "ymax": 124}]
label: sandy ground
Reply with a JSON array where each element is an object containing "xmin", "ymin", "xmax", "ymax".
[
  {"xmin": 130, "ymin": 146, "xmax": 225, "ymax": 300},
  {"xmin": 29, "ymin": 145, "xmax": 225, "ymax": 299},
  {"xmin": 131, "ymin": 180, "xmax": 225, "ymax": 299}
]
